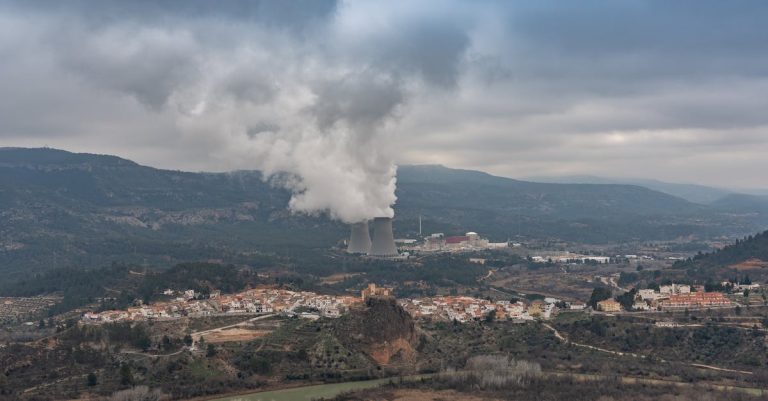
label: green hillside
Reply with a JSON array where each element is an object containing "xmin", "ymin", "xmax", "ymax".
[
  {"xmin": 0, "ymin": 148, "xmax": 765, "ymax": 278},
  {"xmin": 396, "ymin": 165, "xmax": 765, "ymax": 242},
  {"xmin": 674, "ymin": 230, "xmax": 768, "ymax": 282}
]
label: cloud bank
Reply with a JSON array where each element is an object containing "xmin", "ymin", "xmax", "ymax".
[{"xmin": 1, "ymin": 0, "xmax": 768, "ymax": 199}]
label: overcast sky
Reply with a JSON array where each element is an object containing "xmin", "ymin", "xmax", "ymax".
[{"xmin": 1, "ymin": 0, "xmax": 767, "ymax": 189}]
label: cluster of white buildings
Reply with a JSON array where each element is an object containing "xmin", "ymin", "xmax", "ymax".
[
  {"xmin": 531, "ymin": 253, "xmax": 611, "ymax": 264},
  {"xmin": 418, "ymin": 232, "xmax": 509, "ymax": 252},
  {"xmin": 82, "ymin": 288, "xmax": 360, "ymax": 324},
  {"xmin": 397, "ymin": 295, "xmax": 562, "ymax": 322},
  {"xmin": 721, "ymin": 281, "xmax": 761, "ymax": 293},
  {"xmin": 83, "ymin": 284, "xmax": 575, "ymax": 325},
  {"xmin": 635, "ymin": 284, "xmax": 735, "ymax": 311}
]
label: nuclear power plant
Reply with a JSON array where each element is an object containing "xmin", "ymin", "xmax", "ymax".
[
  {"xmin": 346, "ymin": 221, "xmax": 372, "ymax": 254},
  {"xmin": 346, "ymin": 217, "xmax": 398, "ymax": 257},
  {"xmin": 369, "ymin": 217, "xmax": 398, "ymax": 257}
]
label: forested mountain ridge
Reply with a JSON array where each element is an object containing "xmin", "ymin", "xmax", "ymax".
[
  {"xmin": 0, "ymin": 148, "xmax": 766, "ymax": 278},
  {"xmin": 674, "ymin": 230, "xmax": 768, "ymax": 282},
  {"xmin": 0, "ymin": 147, "xmax": 340, "ymax": 278},
  {"xmin": 398, "ymin": 165, "xmax": 703, "ymax": 219},
  {"xmin": 396, "ymin": 165, "xmax": 766, "ymax": 243}
]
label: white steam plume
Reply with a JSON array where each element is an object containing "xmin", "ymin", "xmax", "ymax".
[{"xmin": 15, "ymin": 1, "xmax": 470, "ymax": 223}]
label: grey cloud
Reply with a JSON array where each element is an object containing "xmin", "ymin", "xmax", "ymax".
[
  {"xmin": 369, "ymin": 21, "xmax": 470, "ymax": 88},
  {"xmin": 5, "ymin": 0, "xmax": 339, "ymax": 31},
  {"xmin": 309, "ymin": 72, "xmax": 405, "ymax": 132},
  {"xmin": 1, "ymin": 0, "xmax": 768, "ymax": 190},
  {"xmin": 247, "ymin": 123, "xmax": 280, "ymax": 138}
]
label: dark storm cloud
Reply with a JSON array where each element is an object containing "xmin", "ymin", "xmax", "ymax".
[{"xmin": 1, "ymin": 0, "xmax": 768, "ymax": 188}]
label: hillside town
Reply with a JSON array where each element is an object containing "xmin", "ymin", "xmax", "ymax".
[
  {"xmin": 82, "ymin": 283, "xmax": 566, "ymax": 324},
  {"xmin": 83, "ymin": 288, "xmax": 360, "ymax": 324},
  {"xmin": 81, "ymin": 279, "xmax": 754, "ymax": 325}
]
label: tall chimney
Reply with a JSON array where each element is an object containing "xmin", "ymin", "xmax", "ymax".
[
  {"xmin": 347, "ymin": 221, "xmax": 372, "ymax": 254},
  {"xmin": 369, "ymin": 217, "xmax": 398, "ymax": 257}
]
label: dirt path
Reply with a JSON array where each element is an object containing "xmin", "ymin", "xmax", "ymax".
[
  {"xmin": 542, "ymin": 323, "xmax": 754, "ymax": 375},
  {"xmin": 23, "ymin": 369, "xmax": 105, "ymax": 393},
  {"xmin": 191, "ymin": 313, "xmax": 276, "ymax": 345},
  {"xmin": 120, "ymin": 347, "xmax": 188, "ymax": 358},
  {"xmin": 478, "ymin": 269, "xmax": 496, "ymax": 282}
]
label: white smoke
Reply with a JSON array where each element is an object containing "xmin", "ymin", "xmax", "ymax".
[
  {"xmin": 10, "ymin": 1, "xmax": 470, "ymax": 223},
  {"xmin": 169, "ymin": 65, "xmax": 403, "ymax": 223}
]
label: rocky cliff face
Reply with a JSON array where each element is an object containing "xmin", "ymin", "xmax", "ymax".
[{"xmin": 334, "ymin": 297, "xmax": 417, "ymax": 365}]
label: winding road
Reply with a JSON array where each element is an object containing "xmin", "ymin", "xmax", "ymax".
[{"xmin": 541, "ymin": 323, "xmax": 754, "ymax": 375}]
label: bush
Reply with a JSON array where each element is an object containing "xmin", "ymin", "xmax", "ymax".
[
  {"xmin": 108, "ymin": 386, "xmax": 163, "ymax": 401},
  {"xmin": 436, "ymin": 355, "xmax": 541, "ymax": 390}
]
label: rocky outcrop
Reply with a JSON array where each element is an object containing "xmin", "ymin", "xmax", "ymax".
[{"xmin": 334, "ymin": 297, "xmax": 417, "ymax": 365}]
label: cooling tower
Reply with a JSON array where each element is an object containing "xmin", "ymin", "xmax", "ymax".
[
  {"xmin": 347, "ymin": 221, "xmax": 372, "ymax": 254},
  {"xmin": 369, "ymin": 217, "xmax": 398, "ymax": 257}
]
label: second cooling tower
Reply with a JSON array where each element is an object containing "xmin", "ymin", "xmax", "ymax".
[
  {"xmin": 369, "ymin": 217, "xmax": 398, "ymax": 257},
  {"xmin": 347, "ymin": 221, "xmax": 372, "ymax": 254}
]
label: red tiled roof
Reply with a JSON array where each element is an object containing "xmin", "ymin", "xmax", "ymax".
[{"xmin": 445, "ymin": 236, "xmax": 470, "ymax": 244}]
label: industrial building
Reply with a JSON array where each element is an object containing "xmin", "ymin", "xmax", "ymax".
[{"xmin": 420, "ymin": 231, "xmax": 505, "ymax": 252}]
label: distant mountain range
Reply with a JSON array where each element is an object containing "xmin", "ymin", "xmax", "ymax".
[
  {"xmin": 1, "ymin": 148, "xmax": 767, "ymax": 277},
  {"xmin": 526, "ymin": 174, "xmax": 768, "ymax": 206}
]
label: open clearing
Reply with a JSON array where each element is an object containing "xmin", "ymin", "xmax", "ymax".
[
  {"xmin": 319, "ymin": 272, "xmax": 363, "ymax": 284},
  {"xmin": 730, "ymin": 258, "xmax": 768, "ymax": 271},
  {"xmin": 204, "ymin": 328, "xmax": 271, "ymax": 343}
]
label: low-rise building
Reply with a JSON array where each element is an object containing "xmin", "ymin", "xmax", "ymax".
[
  {"xmin": 638, "ymin": 289, "xmax": 664, "ymax": 301},
  {"xmin": 660, "ymin": 284, "xmax": 691, "ymax": 295},
  {"xmin": 361, "ymin": 283, "xmax": 393, "ymax": 301},
  {"xmin": 659, "ymin": 292, "xmax": 731, "ymax": 310},
  {"xmin": 597, "ymin": 299, "xmax": 622, "ymax": 312}
]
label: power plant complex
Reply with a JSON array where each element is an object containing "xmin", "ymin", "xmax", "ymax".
[{"xmin": 347, "ymin": 217, "xmax": 398, "ymax": 257}]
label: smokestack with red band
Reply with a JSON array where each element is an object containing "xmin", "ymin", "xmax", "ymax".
[
  {"xmin": 369, "ymin": 217, "xmax": 398, "ymax": 257},
  {"xmin": 347, "ymin": 221, "xmax": 372, "ymax": 254}
]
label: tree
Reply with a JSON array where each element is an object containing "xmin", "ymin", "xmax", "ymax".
[
  {"xmin": 588, "ymin": 287, "xmax": 612, "ymax": 309},
  {"xmin": 120, "ymin": 364, "xmax": 134, "ymax": 386},
  {"xmin": 183, "ymin": 334, "xmax": 193, "ymax": 347},
  {"xmin": 705, "ymin": 280, "xmax": 724, "ymax": 292},
  {"xmin": 206, "ymin": 344, "xmax": 216, "ymax": 358},
  {"xmin": 485, "ymin": 310, "xmax": 496, "ymax": 323},
  {"xmin": 136, "ymin": 336, "xmax": 151, "ymax": 351},
  {"xmin": 161, "ymin": 335, "xmax": 172, "ymax": 351},
  {"xmin": 87, "ymin": 372, "xmax": 98, "ymax": 387},
  {"xmin": 615, "ymin": 288, "xmax": 637, "ymax": 311}
]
